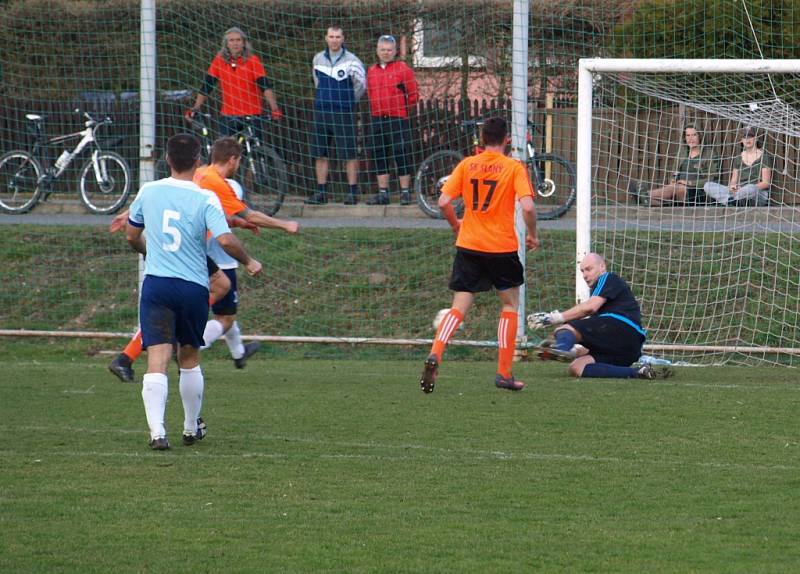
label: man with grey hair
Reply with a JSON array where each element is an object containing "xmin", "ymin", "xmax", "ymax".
[
  {"xmin": 190, "ymin": 27, "xmax": 283, "ymax": 139},
  {"xmin": 365, "ymin": 34, "xmax": 418, "ymax": 206},
  {"xmin": 528, "ymin": 253, "xmax": 673, "ymax": 379},
  {"xmin": 306, "ymin": 25, "xmax": 366, "ymax": 206}
]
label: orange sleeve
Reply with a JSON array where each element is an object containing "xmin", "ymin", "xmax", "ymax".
[
  {"xmin": 251, "ymin": 55, "xmax": 266, "ymax": 79},
  {"xmin": 195, "ymin": 169, "xmax": 248, "ymax": 217},
  {"xmin": 441, "ymin": 160, "xmax": 465, "ymax": 199},
  {"xmin": 207, "ymin": 54, "xmax": 222, "ymax": 78},
  {"xmin": 514, "ymin": 161, "xmax": 534, "ymax": 200}
]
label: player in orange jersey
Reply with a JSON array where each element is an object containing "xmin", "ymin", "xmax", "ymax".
[
  {"xmin": 193, "ymin": 137, "xmax": 298, "ymax": 368},
  {"xmin": 420, "ymin": 117, "xmax": 539, "ymax": 393},
  {"xmin": 108, "ymin": 137, "xmax": 298, "ymax": 382}
]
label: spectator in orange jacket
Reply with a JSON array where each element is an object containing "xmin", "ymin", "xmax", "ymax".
[{"xmin": 365, "ymin": 35, "xmax": 419, "ymax": 205}]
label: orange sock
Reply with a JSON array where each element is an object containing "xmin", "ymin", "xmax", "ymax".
[
  {"xmin": 123, "ymin": 329, "xmax": 143, "ymax": 362},
  {"xmin": 496, "ymin": 310, "xmax": 518, "ymax": 378},
  {"xmin": 430, "ymin": 308, "xmax": 464, "ymax": 361}
]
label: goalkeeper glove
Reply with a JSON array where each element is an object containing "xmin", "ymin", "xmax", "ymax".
[{"xmin": 526, "ymin": 310, "xmax": 565, "ymax": 330}]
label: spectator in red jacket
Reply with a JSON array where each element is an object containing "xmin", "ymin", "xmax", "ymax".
[{"xmin": 365, "ymin": 35, "xmax": 419, "ymax": 205}]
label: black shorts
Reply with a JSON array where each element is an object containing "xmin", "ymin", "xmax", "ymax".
[
  {"xmin": 211, "ymin": 268, "xmax": 238, "ymax": 316},
  {"xmin": 370, "ymin": 117, "xmax": 413, "ymax": 176},
  {"xmin": 448, "ymin": 248, "xmax": 524, "ymax": 293},
  {"xmin": 568, "ymin": 315, "xmax": 645, "ymax": 366},
  {"xmin": 684, "ymin": 187, "xmax": 713, "ymax": 206},
  {"xmin": 206, "ymin": 256, "xmax": 219, "ymax": 277}
]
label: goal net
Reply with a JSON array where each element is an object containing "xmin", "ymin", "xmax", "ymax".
[
  {"xmin": 578, "ymin": 59, "xmax": 800, "ymax": 366},
  {"xmin": 0, "ymin": 0, "xmax": 587, "ymax": 355}
]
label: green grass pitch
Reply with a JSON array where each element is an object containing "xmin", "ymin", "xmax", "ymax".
[{"xmin": 2, "ymin": 341, "xmax": 800, "ymax": 572}]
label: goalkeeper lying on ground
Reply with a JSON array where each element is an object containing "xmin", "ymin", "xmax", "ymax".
[{"xmin": 528, "ymin": 252, "xmax": 672, "ymax": 380}]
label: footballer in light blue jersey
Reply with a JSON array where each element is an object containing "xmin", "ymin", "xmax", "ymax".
[{"xmin": 128, "ymin": 178, "xmax": 230, "ymax": 288}]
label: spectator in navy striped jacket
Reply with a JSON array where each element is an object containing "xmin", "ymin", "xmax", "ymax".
[
  {"xmin": 306, "ymin": 26, "xmax": 366, "ymax": 206},
  {"xmin": 365, "ymin": 34, "xmax": 419, "ymax": 206}
]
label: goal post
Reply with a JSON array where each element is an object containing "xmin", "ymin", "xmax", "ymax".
[{"xmin": 576, "ymin": 58, "xmax": 800, "ymax": 364}]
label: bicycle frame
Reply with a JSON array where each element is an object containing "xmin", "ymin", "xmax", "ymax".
[{"xmin": 29, "ymin": 114, "xmax": 108, "ymax": 180}]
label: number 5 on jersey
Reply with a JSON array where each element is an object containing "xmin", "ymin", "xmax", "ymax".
[{"xmin": 162, "ymin": 209, "xmax": 182, "ymax": 252}]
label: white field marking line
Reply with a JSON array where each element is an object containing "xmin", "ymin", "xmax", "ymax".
[
  {"xmin": 4, "ymin": 426, "xmax": 798, "ymax": 472},
  {"xmin": 4, "ymin": 365, "xmax": 799, "ymax": 392},
  {"xmin": 62, "ymin": 385, "xmax": 95, "ymax": 394}
]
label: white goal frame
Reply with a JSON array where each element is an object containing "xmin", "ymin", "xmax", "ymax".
[{"xmin": 576, "ymin": 58, "xmax": 800, "ymax": 356}]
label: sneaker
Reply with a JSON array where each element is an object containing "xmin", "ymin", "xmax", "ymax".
[
  {"xmin": 537, "ymin": 346, "xmax": 576, "ymax": 362},
  {"xmin": 108, "ymin": 353, "xmax": 134, "ymax": 383},
  {"xmin": 234, "ymin": 341, "xmax": 261, "ymax": 369},
  {"xmin": 182, "ymin": 417, "xmax": 207, "ymax": 446},
  {"xmin": 149, "ymin": 437, "xmax": 170, "ymax": 450},
  {"xmin": 366, "ymin": 193, "xmax": 390, "ymax": 205},
  {"xmin": 343, "ymin": 193, "xmax": 358, "ymax": 205},
  {"xmin": 400, "ymin": 191, "xmax": 412, "ymax": 205},
  {"xmin": 305, "ymin": 192, "xmax": 327, "ymax": 205},
  {"xmin": 420, "ymin": 353, "xmax": 438, "ymax": 394},
  {"xmin": 637, "ymin": 364, "xmax": 675, "ymax": 380},
  {"xmin": 495, "ymin": 374, "xmax": 525, "ymax": 391}
]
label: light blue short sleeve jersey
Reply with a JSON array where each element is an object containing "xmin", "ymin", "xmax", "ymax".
[
  {"xmin": 205, "ymin": 178, "xmax": 244, "ymax": 270},
  {"xmin": 128, "ymin": 177, "xmax": 231, "ymax": 287}
]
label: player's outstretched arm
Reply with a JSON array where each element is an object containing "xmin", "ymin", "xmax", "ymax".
[
  {"xmin": 110, "ymin": 209, "xmax": 130, "ymax": 233},
  {"xmin": 216, "ymin": 232, "xmax": 262, "ymax": 276},
  {"xmin": 244, "ymin": 210, "xmax": 299, "ymax": 234}
]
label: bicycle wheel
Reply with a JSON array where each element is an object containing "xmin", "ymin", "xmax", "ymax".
[
  {"xmin": 239, "ymin": 146, "xmax": 287, "ymax": 216},
  {"xmin": 78, "ymin": 151, "xmax": 132, "ymax": 214},
  {"xmin": 414, "ymin": 150, "xmax": 464, "ymax": 219},
  {"xmin": 0, "ymin": 150, "xmax": 44, "ymax": 214},
  {"xmin": 529, "ymin": 153, "xmax": 576, "ymax": 220}
]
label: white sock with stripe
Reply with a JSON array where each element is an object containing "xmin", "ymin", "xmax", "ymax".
[
  {"xmin": 201, "ymin": 319, "xmax": 225, "ymax": 350},
  {"xmin": 141, "ymin": 373, "xmax": 168, "ymax": 440},
  {"xmin": 179, "ymin": 366, "xmax": 204, "ymax": 435},
  {"xmin": 224, "ymin": 320, "xmax": 245, "ymax": 360}
]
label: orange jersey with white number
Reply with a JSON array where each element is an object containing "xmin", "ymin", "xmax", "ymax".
[
  {"xmin": 441, "ymin": 150, "xmax": 533, "ymax": 253},
  {"xmin": 193, "ymin": 165, "xmax": 247, "ymax": 217}
]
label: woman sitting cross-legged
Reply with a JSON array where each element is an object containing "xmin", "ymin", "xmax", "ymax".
[{"xmin": 703, "ymin": 126, "xmax": 772, "ymax": 207}]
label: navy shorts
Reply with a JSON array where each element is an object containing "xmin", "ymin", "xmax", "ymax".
[
  {"xmin": 449, "ymin": 248, "xmax": 524, "ymax": 293},
  {"xmin": 312, "ymin": 109, "xmax": 358, "ymax": 160},
  {"xmin": 211, "ymin": 268, "xmax": 238, "ymax": 316},
  {"xmin": 140, "ymin": 275, "xmax": 209, "ymax": 349},
  {"xmin": 568, "ymin": 315, "xmax": 645, "ymax": 366},
  {"xmin": 370, "ymin": 117, "xmax": 413, "ymax": 176}
]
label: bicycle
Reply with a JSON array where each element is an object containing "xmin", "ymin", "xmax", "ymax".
[
  {"xmin": 414, "ymin": 119, "xmax": 576, "ymax": 220},
  {"xmin": 156, "ymin": 113, "xmax": 287, "ymax": 216},
  {"xmin": 0, "ymin": 109, "xmax": 132, "ymax": 214}
]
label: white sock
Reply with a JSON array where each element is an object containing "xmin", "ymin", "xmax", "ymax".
[
  {"xmin": 141, "ymin": 373, "xmax": 168, "ymax": 440},
  {"xmin": 201, "ymin": 319, "xmax": 225, "ymax": 350},
  {"xmin": 179, "ymin": 366, "xmax": 204, "ymax": 435},
  {"xmin": 224, "ymin": 320, "xmax": 245, "ymax": 360}
]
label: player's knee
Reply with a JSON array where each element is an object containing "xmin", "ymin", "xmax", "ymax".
[{"xmin": 217, "ymin": 314, "xmax": 235, "ymax": 332}]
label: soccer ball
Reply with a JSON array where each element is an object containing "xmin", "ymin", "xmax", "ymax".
[{"xmin": 432, "ymin": 308, "xmax": 464, "ymax": 331}]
